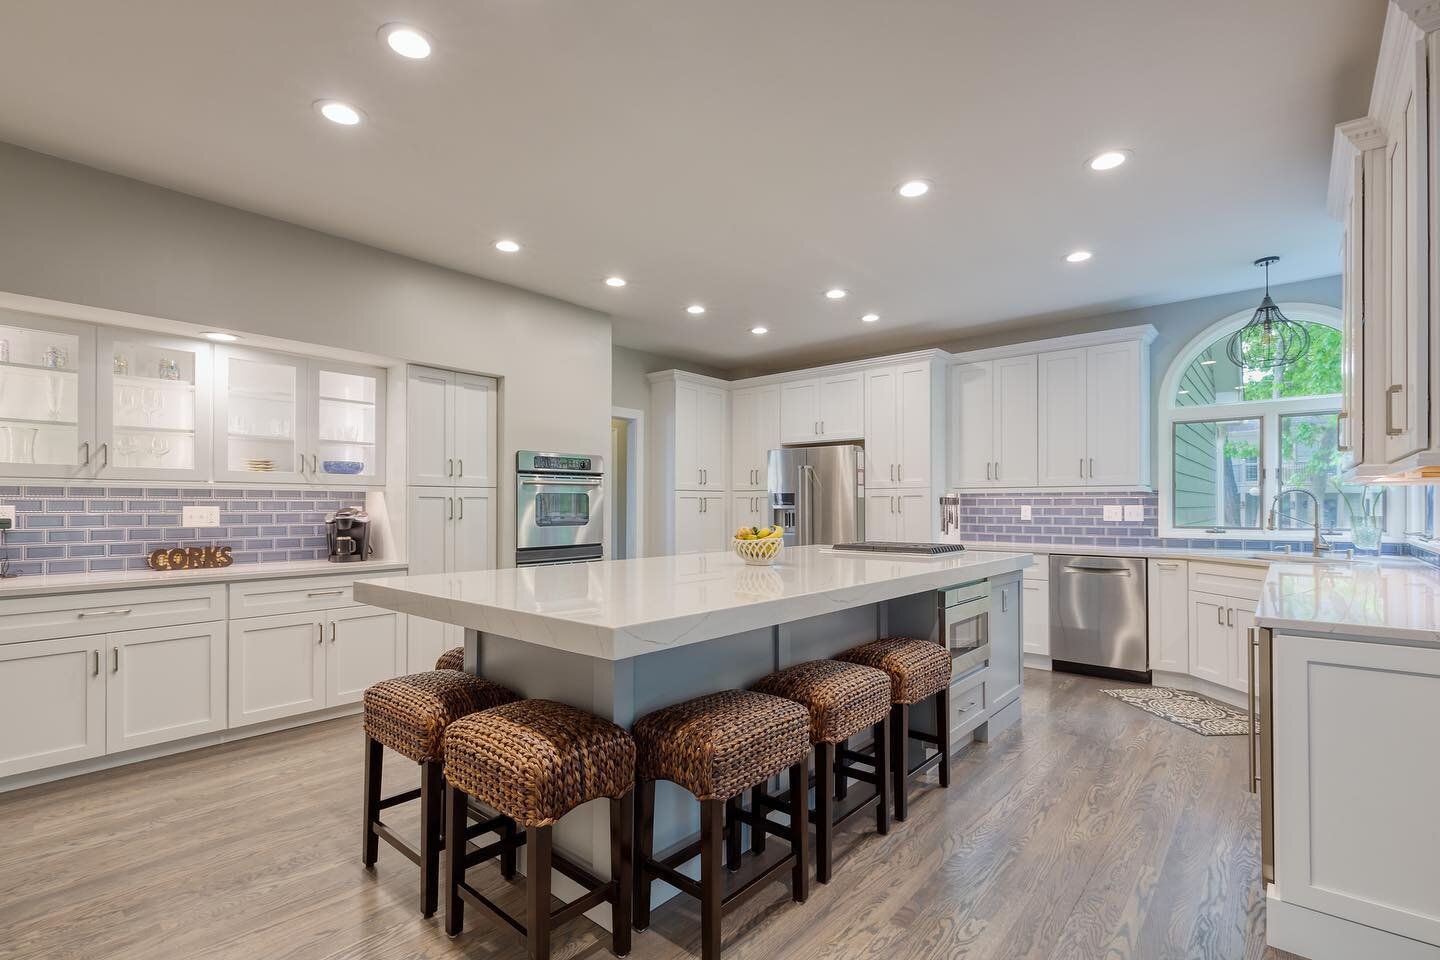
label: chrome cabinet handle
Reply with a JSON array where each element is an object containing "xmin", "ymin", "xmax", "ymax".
[
  {"xmin": 458, "ymin": 458, "xmax": 463, "ymax": 477},
  {"xmin": 458, "ymin": 497, "xmax": 464, "ymax": 520},
  {"xmin": 92, "ymin": 650, "xmax": 100, "ymax": 677},
  {"xmin": 820, "ymin": 420, "xmax": 824, "ymax": 433},
  {"xmin": 111, "ymin": 647, "xmax": 119, "ymax": 673},
  {"xmin": 1217, "ymin": 605, "xmax": 1224, "ymax": 626},
  {"xmin": 447, "ymin": 497, "xmax": 453, "ymax": 520},
  {"xmin": 1001, "ymin": 588, "xmax": 1008, "ymax": 613},
  {"xmin": 298, "ymin": 453, "xmax": 305, "ymax": 473},
  {"xmin": 79, "ymin": 608, "xmax": 132, "ymax": 618},
  {"xmin": 447, "ymin": 458, "xmax": 454, "ymax": 476},
  {"xmin": 1336, "ymin": 410, "xmax": 1351, "ymax": 452},
  {"xmin": 98, "ymin": 442, "xmax": 109, "ymax": 470},
  {"xmin": 1156, "ymin": 562, "xmax": 1179, "ymax": 570},
  {"xmin": 80, "ymin": 441, "xmax": 90, "ymax": 466},
  {"xmin": 1227, "ymin": 607, "xmax": 1234, "ymax": 627},
  {"xmin": 1386, "ymin": 384, "xmax": 1404, "ymax": 436},
  {"xmin": 311, "ymin": 454, "xmax": 317, "ymax": 474},
  {"xmin": 330, "ymin": 622, "xmax": 336, "ymax": 643},
  {"xmin": 1247, "ymin": 628, "xmax": 1258, "ymax": 793},
  {"xmin": 986, "ymin": 462, "xmax": 992, "ymax": 481},
  {"xmin": 306, "ymin": 589, "xmax": 344, "ymax": 598},
  {"xmin": 317, "ymin": 622, "xmax": 323, "ymax": 645},
  {"xmin": 994, "ymin": 461, "xmax": 999, "ymax": 481},
  {"xmin": 1089, "ymin": 458, "xmax": 1094, "ymax": 478},
  {"xmin": 1079, "ymin": 458, "xmax": 1084, "ymax": 478}
]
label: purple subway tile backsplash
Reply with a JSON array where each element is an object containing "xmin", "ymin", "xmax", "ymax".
[{"xmin": 0, "ymin": 485, "xmax": 363, "ymax": 576}]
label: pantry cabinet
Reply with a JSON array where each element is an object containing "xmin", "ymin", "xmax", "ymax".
[
  {"xmin": 406, "ymin": 365, "xmax": 495, "ymax": 488},
  {"xmin": 951, "ymin": 355, "xmax": 1038, "ymax": 488},
  {"xmin": 730, "ymin": 385, "xmax": 779, "ymax": 490},
  {"xmin": 779, "ymin": 372, "xmax": 863, "ymax": 443}
]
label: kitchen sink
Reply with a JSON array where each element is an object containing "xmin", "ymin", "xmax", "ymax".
[{"xmin": 1245, "ymin": 552, "xmax": 1358, "ymax": 564}]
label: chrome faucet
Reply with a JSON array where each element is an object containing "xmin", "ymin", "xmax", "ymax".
[{"xmin": 1267, "ymin": 488, "xmax": 1333, "ymax": 557}]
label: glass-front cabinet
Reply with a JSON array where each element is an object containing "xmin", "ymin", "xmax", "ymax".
[
  {"xmin": 311, "ymin": 361, "xmax": 385, "ymax": 485},
  {"xmin": 96, "ymin": 329, "xmax": 212, "ymax": 481},
  {"xmin": 0, "ymin": 313, "xmax": 94, "ymax": 479}
]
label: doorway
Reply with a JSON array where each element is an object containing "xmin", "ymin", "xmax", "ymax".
[{"xmin": 610, "ymin": 406, "xmax": 644, "ymax": 559}]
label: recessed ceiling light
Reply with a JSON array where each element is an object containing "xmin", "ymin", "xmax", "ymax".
[
  {"xmin": 381, "ymin": 24, "xmax": 432, "ymax": 59},
  {"xmin": 825, "ymin": 288, "xmax": 848, "ymax": 300},
  {"xmin": 861, "ymin": 313, "xmax": 880, "ymax": 323},
  {"xmin": 203, "ymin": 332, "xmax": 241, "ymax": 342},
  {"xmin": 751, "ymin": 325, "xmax": 769, "ymax": 336},
  {"xmin": 605, "ymin": 276, "xmax": 627, "ymax": 288},
  {"xmin": 316, "ymin": 100, "xmax": 363, "ymax": 126},
  {"xmin": 1087, "ymin": 150, "xmax": 1129, "ymax": 171},
  {"xmin": 494, "ymin": 239, "xmax": 521, "ymax": 253},
  {"xmin": 1065, "ymin": 250, "xmax": 1093, "ymax": 263},
  {"xmin": 686, "ymin": 304, "xmax": 706, "ymax": 315},
  {"xmin": 897, "ymin": 179, "xmax": 931, "ymax": 198}
]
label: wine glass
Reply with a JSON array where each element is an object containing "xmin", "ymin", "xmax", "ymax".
[
  {"xmin": 149, "ymin": 436, "xmax": 171, "ymax": 468},
  {"xmin": 139, "ymin": 388, "xmax": 161, "ymax": 427}
]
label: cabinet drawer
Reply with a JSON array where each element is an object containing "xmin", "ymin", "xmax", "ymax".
[
  {"xmin": 228, "ymin": 574, "xmax": 372, "ymax": 619},
  {"xmin": 1188, "ymin": 561, "xmax": 1265, "ymax": 602},
  {"xmin": 949, "ymin": 672, "xmax": 987, "ymax": 736},
  {"xmin": 0, "ymin": 585, "xmax": 226, "ymax": 646}
]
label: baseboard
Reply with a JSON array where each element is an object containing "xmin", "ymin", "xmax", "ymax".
[
  {"xmin": 1023, "ymin": 653, "xmax": 1052, "ymax": 670},
  {"xmin": 1151, "ymin": 670, "xmax": 1247, "ymax": 709},
  {"xmin": 1267, "ymin": 887, "xmax": 1440, "ymax": 959}
]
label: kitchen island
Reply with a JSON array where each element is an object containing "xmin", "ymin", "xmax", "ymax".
[{"xmin": 355, "ymin": 544, "xmax": 1032, "ymax": 919}]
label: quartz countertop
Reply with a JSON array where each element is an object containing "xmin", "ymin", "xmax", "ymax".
[
  {"xmin": 1256, "ymin": 559, "xmax": 1440, "ymax": 646},
  {"xmin": 964, "ymin": 540, "xmax": 1334, "ymax": 567},
  {"xmin": 0, "ymin": 559, "xmax": 409, "ymax": 598},
  {"xmin": 354, "ymin": 545, "xmax": 1033, "ymax": 661}
]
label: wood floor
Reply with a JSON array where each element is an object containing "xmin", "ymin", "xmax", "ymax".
[{"xmin": 0, "ymin": 669, "xmax": 1304, "ymax": 960}]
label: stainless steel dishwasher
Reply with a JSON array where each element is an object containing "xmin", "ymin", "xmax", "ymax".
[{"xmin": 1049, "ymin": 555, "xmax": 1150, "ymax": 683}]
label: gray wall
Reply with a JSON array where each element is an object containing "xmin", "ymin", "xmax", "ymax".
[
  {"xmin": 0, "ymin": 142, "xmax": 612, "ymax": 565},
  {"xmin": 612, "ymin": 344, "xmax": 727, "ymax": 411}
]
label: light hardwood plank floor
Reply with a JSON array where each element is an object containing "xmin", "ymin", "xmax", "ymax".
[{"xmin": 0, "ymin": 669, "xmax": 1305, "ymax": 960}]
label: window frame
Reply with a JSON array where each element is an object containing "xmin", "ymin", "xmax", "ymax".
[{"xmin": 1158, "ymin": 303, "xmax": 1347, "ymax": 541}]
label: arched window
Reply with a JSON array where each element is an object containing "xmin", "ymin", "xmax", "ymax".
[{"xmin": 1159, "ymin": 304, "xmax": 1355, "ymax": 536}]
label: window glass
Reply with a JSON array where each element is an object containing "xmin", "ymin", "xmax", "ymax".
[
  {"xmin": 1172, "ymin": 418, "xmax": 1262, "ymax": 529},
  {"xmin": 1174, "ymin": 322, "xmax": 1342, "ymax": 407},
  {"xmin": 1276, "ymin": 413, "xmax": 1363, "ymax": 530}
]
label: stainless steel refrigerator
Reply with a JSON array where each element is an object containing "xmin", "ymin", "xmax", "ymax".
[{"xmin": 767, "ymin": 444, "xmax": 865, "ymax": 546}]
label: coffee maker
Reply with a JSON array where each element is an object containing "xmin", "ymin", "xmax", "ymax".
[{"xmin": 325, "ymin": 507, "xmax": 372, "ymax": 563}]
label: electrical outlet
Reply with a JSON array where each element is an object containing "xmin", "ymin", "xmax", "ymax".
[
  {"xmin": 1020, "ymin": 505, "xmax": 1032, "ymax": 521},
  {"xmin": 1123, "ymin": 504, "xmax": 1144, "ymax": 522},
  {"xmin": 182, "ymin": 505, "xmax": 220, "ymax": 528},
  {"xmin": 1102, "ymin": 504, "xmax": 1123, "ymax": 522},
  {"xmin": 0, "ymin": 505, "xmax": 15, "ymax": 526}
]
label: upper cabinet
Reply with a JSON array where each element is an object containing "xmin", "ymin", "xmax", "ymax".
[
  {"xmin": 779, "ymin": 372, "xmax": 863, "ymax": 443},
  {"xmin": 97, "ymin": 329, "xmax": 212, "ymax": 482},
  {"xmin": 731, "ymin": 385, "xmax": 779, "ymax": 490},
  {"xmin": 950, "ymin": 356, "xmax": 1037, "ymax": 488},
  {"xmin": 406, "ymin": 365, "xmax": 495, "ymax": 488},
  {"xmin": 0, "ymin": 313, "xmax": 94, "ymax": 479},
  {"xmin": 312, "ymin": 361, "xmax": 386, "ymax": 486},
  {"xmin": 866, "ymin": 361, "xmax": 937, "ymax": 489}
]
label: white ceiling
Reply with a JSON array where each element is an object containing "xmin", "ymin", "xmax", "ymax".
[{"xmin": 0, "ymin": 1, "xmax": 1384, "ymax": 371}]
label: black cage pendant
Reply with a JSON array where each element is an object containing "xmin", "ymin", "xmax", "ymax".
[{"xmin": 1226, "ymin": 256, "xmax": 1310, "ymax": 369}]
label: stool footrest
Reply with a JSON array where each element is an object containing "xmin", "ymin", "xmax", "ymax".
[
  {"xmin": 730, "ymin": 803, "xmax": 794, "ymax": 843},
  {"xmin": 721, "ymin": 852, "xmax": 797, "ymax": 911},
  {"xmin": 909, "ymin": 729, "xmax": 942, "ymax": 747},
  {"xmin": 645, "ymin": 858, "xmax": 702, "ymax": 899},
  {"xmin": 372, "ymin": 821, "xmax": 422, "ymax": 867},
  {"xmin": 660, "ymin": 839, "xmax": 703, "ymax": 870},
  {"xmin": 550, "ymin": 880, "xmax": 618, "ymax": 927},
  {"xmin": 378, "ymin": 787, "xmax": 421, "ymax": 810},
  {"xmin": 835, "ymin": 763, "xmax": 880, "ymax": 787},
  {"xmin": 463, "ymin": 830, "xmax": 526, "ymax": 869},
  {"xmin": 457, "ymin": 880, "xmax": 528, "ymax": 938}
]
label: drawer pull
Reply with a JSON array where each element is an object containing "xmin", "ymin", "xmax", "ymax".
[
  {"xmin": 306, "ymin": 590, "xmax": 346, "ymax": 598},
  {"xmin": 78, "ymin": 608, "xmax": 133, "ymax": 618}
]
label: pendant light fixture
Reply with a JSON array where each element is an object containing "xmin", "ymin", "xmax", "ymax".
[{"xmin": 1226, "ymin": 256, "xmax": 1310, "ymax": 369}]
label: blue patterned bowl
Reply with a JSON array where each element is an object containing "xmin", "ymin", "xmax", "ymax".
[{"xmin": 322, "ymin": 460, "xmax": 364, "ymax": 475}]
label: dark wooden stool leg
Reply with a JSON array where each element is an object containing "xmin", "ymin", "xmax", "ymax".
[
  {"xmin": 634, "ymin": 779, "xmax": 655, "ymax": 931},
  {"xmin": 699, "ymin": 798, "xmax": 724, "ymax": 960},
  {"xmin": 788, "ymin": 761, "xmax": 809, "ymax": 904},
  {"xmin": 936, "ymin": 686, "xmax": 952, "ymax": 787},
  {"xmin": 893, "ymin": 702, "xmax": 909, "ymax": 822},
  {"xmin": 500, "ymin": 817, "xmax": 518, "ymax": 880},
  {"xmin": 724, "ymin": 796, "xmax": 742, "ymax": 871},
  {"xmin": 749, "ymin": 784, "xmax": 768, "ymax": 854},
  {"xmin": 419, "ymin": 759, "xmax": 443, "ymax": 917},
  {"xmin": 814, "ymin": 742, "xmax": 835, "ymax": 884},
  {"xmin": 362, "ymin": 735, "xmax": 382, "ymax": 868},
  {"xmin": 834, "ymin": 736, "xmax": 849, "ymax": 799},
  {"xmin": 527, "ymin": 825, "xmax": 553, "ymax": 960},
  {"xmin": 611, "ymin": 794, "xmax": 634, "ymax": 958},
  {"xmin": 873, "ymin": 714, "xmax": 890, "ymax": 835},
  {"xmin": 443, "ymin": 783, "xmax": 466, "ymax": 936}
]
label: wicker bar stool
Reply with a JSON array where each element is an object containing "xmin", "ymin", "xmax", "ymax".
[
  {"xmin": 632, "ymin": 690, "xmax": 811, "ymax": 960},
  {"xmin": 434, "ymin": 647, "xmax": 464, "ymax": 671},
  {"xmin": 361, "ymin": 670, "xmax": 520, "ymax": 916},
  {"xmin": 835, "ymin": 637, "xmax": 952, "ymax": 821},
  {"xmin": 443, "ymin": 699, "xmax": 636, "ymax": 959},
  {"xmin": 751, "ymin": 660, "xmax": 892, "ymax": 884}
]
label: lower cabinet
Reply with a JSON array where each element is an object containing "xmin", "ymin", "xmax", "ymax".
[
  {"xmin": 107, "ymin": 622, "xmax": 227, "ymax": 753},
  {"xmin": 865, "ymin": 489, "xmax": 930, "ymax": 542},
  {"xmin": 1189, "ymin": 590, "xmax": 1257, "ymax": 694},
  {"xmin": 1147, "ymin": 559, "xmax": 1189, "ymax": 673},
  {"xmin": 674, "ymin": 493, "xmax": 728, "ymax": 554},
  {"xmin": 987, "ymin": 573, "xmax": 1023, "ymax": 711},
  {"xmin": 733, "ymin": 493, "xmax": 767, "ymax": 532},
  {"xmin": 326, "ymin": 606, "xmax": 407, "ymax": 706},
  {"xmin": 1021, "ymin": 571, "xmax": 1049, "ymax": 657},
  {"xmin": 0, "ymin": 635, "xmax": 106, "ymax": 778}
]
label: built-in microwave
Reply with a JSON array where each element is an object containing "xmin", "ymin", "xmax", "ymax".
[
  {"xmin": 515, "ymin": 451, "xmax": 605, "ymax": 567},
  {"xmin": 941, "ymin": 581, "xmax": 991, "ymax": 679}
]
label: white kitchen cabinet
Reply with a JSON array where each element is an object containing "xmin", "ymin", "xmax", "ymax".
[
  {"xmin": 733, "ymin": 492, "xmax": 767, "ymax": 532},
  {"xmin": 951, "ymin": 361, "xmax": 995, "ymax": 487},
  {"xmin": 731, "ymin": 385, "xmax": 779, "ymax": 490},
  {"xmin": 1037, "ymin": 342, "xmax": 1147, "ymax": 487},
  {"xmin": 0, "ymin": 312, "xmax": 95, "ymax": 480},
  {"xmin": 1038, "ymin": 349, "xmax": 1089, "ymax": 486},
  {"xmin": 406, "ymin": 487, "xmax": 495, "ymax": 663},
  {"xmin": 228, "ymin": 611, "xmax": 326, "ymax": 727},
  {"xmin": 672, "ymin": 378, "xmax": 727, "ymax": 490},
  {"xmin": 951, "ymin": 356, "xmax": 1038, "ymax": 488},
  {"xmin": 406, "ymin": 365, "xmax": 497, "ymax": 488},
  {"xmin": 1022, "ymin": 574, "xmax": 1049, "ymax": 657},
  {"xmin": 0, "ymin": 635, "xmax": 105, "ymax": 777},
  {"xmin": 865, "ymin": 489, "xmax": 930, "ymax": 542},
  {"xmin": 453, "ymin": 490, "xmax": 497, "ymax": 573},
  {"xmin": 95, "ymin": 329, "xmax": 212, "ymax": 482},
  {"xmin": 866, "ymin": 362, "xmax": 932, "ymax": 489},
  {"xmin": 1147, "ymin": 560, "xmax": 1190, "ymax": 674},
  {"xmin": 214, "ymin": 347, "xmax": 308, "ymax": 484},
  {"xmin": 324, "ymin": 606, "xmax": 405, "ymax": 707},
  {"xmin": 674, "ymin": 493, "xmax": 727, "ymax": 554},
  {"xmin": 310, "ymin": 360, "xmax": 387, "ymax": 487},
  {"xmin": 1229, "ymin": 605, "xmax": 1256, "ymax": 693},
  {"xmin": 865, "ymin": 490, "xmax": 896, "ymax": 542},
  {"xmin": 1188, "ymin": 592, "xmax": 1231, "ymax": 687},
  {"xmin": 779, "ymin": 380, "xmax": 821, "ymax": 443},
  {"xmin": 780, "ymin": 373, "xmax": 863, "ymax": 443},
  {"xmin": 105, "ymin": 622, "xmax": 226, "ymax": 752},
  {"xmin": 986, "ymin": 574, "xmax": 1024, "ymax": 713}
]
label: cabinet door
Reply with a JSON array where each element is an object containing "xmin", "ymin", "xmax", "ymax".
[
  {"xmin": 453, "ymin": 490, "xmax": 496, "ymax": 573},
  {"xmin": 1084, "ymin": 341, "xmax": 1142, "ymax": 485},
  {"xmin": 779, "ymin": 379, "xmax": 820, "ymax": 443},
  {"xmin": 228, "ymin": 611, "xmax": 326, "ymax": 727},
  {"xmin": 864, "ymin": 366, "xmax": 899, "ymax": 486},
  {"xmin": 406, "ymin": 366, "xmax": 453, "ymax": 486},
  {"xmin": 1339, "ymin": 157, "xmax": 1364, "ymax": 470},
  {"xmin": 674, "ymin": 379, "xmax": 701, "ymax": 488},
  {"xmin": 951, "ymin": 361, "xmax": 995, "ymax": 487},
  {"xmin": 1229, "ymin": 605, "xmax": 1256, "ymax": 693},
  {"xmin": 406, "ymin": 487, "xmax": 455, "ymax": 668},
  {"xmin": 897, "ymin": 490, "xmax": 932, "ymax": 542},
  {"xmin": 453, "ymin": 373, "xmax": 497, "ymax": 487},
  {"xmin": 1188, "ymin": 592, "xmax": 1230, "ymax": 687},
  {"xmin": 1037, "ymin": 349, "xmax": 1088, "ymax": 486},
  {"xmin": 895, "ymin": 363, "xmax": 932, "ymax": 488},
  {"xmin": 214, "ymin": 347, "xmax": 308, "ymax": 484},
  {"xmin": 699, "ymin": 495, "xmax": 729, "ymax": 551},
  {"xmin": 731, "ymin": 388, "xmax": 759, "ymax": 489},
  {"xmin": 993, "ymin": 355, "xmax": 1038, "ymax": 487},
  {"xmin": 326, "ymin": 607, "xmax": 404, "ymax": 707},
  {"xmin": 865, "ymin": 491, "xmax": 899, "ymax": 542},
  {"xmin": 696, "ymin": 386, "xmax": 727, "ymax": 487},
  {"xmin": 1022, "ymin": 578, "xmax": 1050, "ymax": 656},
  {"xmin": 818, "ymin": 372, "xmax": 864, "ymax": 440},
  {"xmin": 673, "ymin": 493, "xmax": 704, "ymax": 554},
  {"xmin": 733, "ymin": 493, "xmax": 766, "ymax": 532},
  {"xmin": 311, "ymin": 360, "xmax": 385, "ymax": 486},
  {"xmin": 1146, "ymin": 560, "xmax": 1189, "ymax": 673},
  {"xmin": 96, "ymin": 329, "xmax": 211, "ymax": 482},
  {"xmin": 0, "ymin": 313, "xmax": 94, "ymax": 480},
  {"xmin": 754, "ymin": 386, "xmax": 780, "ymax": 484},
  {"xmin": 0, "ymin": 635, "xmax": 105, "ymax": 777},
  {"xmin": 106, "ymin": 622, "xmax": 226, "ymax": 752},
  {"xmin": 987, "ymin": 575, "xmax": 1023, "ymax": 711}
]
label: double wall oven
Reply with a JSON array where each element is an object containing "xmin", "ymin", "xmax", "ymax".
[{"xmin": 515, "ymin": 451, "xmax": 605, "ymax": 567}]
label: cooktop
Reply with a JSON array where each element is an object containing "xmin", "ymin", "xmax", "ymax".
[{"xmin": 830, "ymin": 542, "xmax": 967, "ymax": 555}]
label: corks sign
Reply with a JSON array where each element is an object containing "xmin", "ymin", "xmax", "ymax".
[{"xmin": 147, "ymin": 545, "xmax": 234, "ymax": 571}]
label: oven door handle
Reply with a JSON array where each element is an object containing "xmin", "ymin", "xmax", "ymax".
[{"xmin": 518, "ymin": 476, "xmax": 603, "ymax": 486}]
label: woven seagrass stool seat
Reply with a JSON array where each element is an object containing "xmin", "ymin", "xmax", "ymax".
[
  {"xmin": 751, "ymin": 659, "xmax": 892, "ymax": 884},
  {"xmin": 434, "ymin": 647, "xmax": 464, "ymax": 671},
  {"xmin": 632, "ymin": 691, "xmax": 811, "ymax": 960},
  {"xmin": 835, "ymin": 637, "xmax": 953, "ymax": 821},
  {"xmin": 361, "ymin": 670, "xmax": 519, "ymax": 918},
  {"xmin": 442, "ymin": 700, "xmax": 636, "ymax": 959}
]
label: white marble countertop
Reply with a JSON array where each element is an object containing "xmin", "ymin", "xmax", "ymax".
[
  {"xmin": 0, "ymin": 558, "xmax": 408, "ymax": 598},
  {"xmin": 355, "ymin": 545, "xmax": 1033, "ymax": 661},
  {"xmin": 967, "ymin": 540, "xmax": 1344, "ymax": 568},
  {"xmin": 1257, "ymin": 559, "xmax": 1440, "ymax": 646}
]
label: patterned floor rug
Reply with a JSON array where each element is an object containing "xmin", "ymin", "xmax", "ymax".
[{"xmin": 1100, "ymin": 686, "xmax": 1250, "ymax": 736}]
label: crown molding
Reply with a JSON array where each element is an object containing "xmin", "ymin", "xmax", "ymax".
[
  {"xmin": 948, "ymin": 323, "xmax": 1158, "ymax": 365},
  {"xmin": 1394, "ymin": 0, "xmax": 1440, "ymax": 33}
]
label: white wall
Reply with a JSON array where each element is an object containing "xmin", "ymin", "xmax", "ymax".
[
  {"xmin": 0, "ymin": 141, "xmax": 612, "ymax": 565},
  {"xmin": 612, "ymin": 344, "xmax": 726, "ymax": 410}
]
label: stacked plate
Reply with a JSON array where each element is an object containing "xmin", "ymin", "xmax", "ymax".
[{"xmin": 245, "ymin": 458, "xmax": 275, "ymax": 472}]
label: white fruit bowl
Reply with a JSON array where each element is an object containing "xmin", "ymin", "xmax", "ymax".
[{"xmin": 732, "ymin": 536, "xmax": 784, "ymax": 566}]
